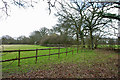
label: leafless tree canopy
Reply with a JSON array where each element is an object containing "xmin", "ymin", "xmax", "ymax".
[{"xmin": 0, "ymin": 0, "xmax": 58, "ymax": 18}]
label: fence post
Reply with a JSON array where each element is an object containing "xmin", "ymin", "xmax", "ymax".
[
  {"xmin": 18, "ymin": 49, "xmax": 20, "ymax": 67},
  {"xmin": 58, "ymin": 47, "xmax": 60, "ymax": 58},
  {"xmin": 72, "ymin": 49, "xmax": 73, "ymax": 55},
  {"xmin": 35, "ymin": 49, "xmax": 38, "ymax": 64},
  {"xmin": 77, "ymin": 44, "xmax": 79, "ymax": 54},
  {"xmin": 66, "ymin": 47, "xmax": 67, "ymax": 56},
  {"xmin": 49, "ymin": 48, "xmax": 50, "ymax": 60}
]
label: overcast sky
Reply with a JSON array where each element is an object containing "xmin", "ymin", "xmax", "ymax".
[
  {"xmin": 0, "ymin": 0, "xmax": 119, "ymax": 39},
  {"xmin": 0, "ymin": 1, "xmax": 58, "ymax": 38}
]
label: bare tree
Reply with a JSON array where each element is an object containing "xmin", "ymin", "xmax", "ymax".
[
  {"xmin": 0, "ymin": 0, "xmax": 58, "ymax": 18},
  {"xmin": 54, "ymin": 0, "xmax": 89, "ymax": 48},
  {"xmin": 83, "ymin": 2, "xmax": 113, "ymax": 49}
]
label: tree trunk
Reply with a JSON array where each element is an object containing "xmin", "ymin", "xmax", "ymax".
[
  {"xmin": 94, "ymin": 43, "xmax": 98, "ymax": 49},
  {"xmin": 81, "ymin": 36, "xmax": 85, "ymax": 48},
  {"xmin": 118, "ymin": 37, "xmax": 120, "ymax": 49},
  {"xmin": 90, "ymin": 30, "xmax": 94, "ymax": 49},
  {"xmin": 76, "ymin": 33, "xmax": 79, "ymax": 53}
]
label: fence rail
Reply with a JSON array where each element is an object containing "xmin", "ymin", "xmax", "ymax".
[
  {"xmin": 1, "ymin": 47, "xmax": 64, "ymax": 52},
  {"xmin": 0, "ymin": 47, "xmax": 74, "ymax": 66}
]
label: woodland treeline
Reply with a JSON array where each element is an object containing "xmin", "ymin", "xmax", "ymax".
[{"xmin": 1, "ymin": 1, "xmax": 119, "ymax": 49}]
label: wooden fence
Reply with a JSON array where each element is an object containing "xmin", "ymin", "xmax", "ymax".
[{"xmin": 0, "ymin": 47, "xmax": 74, "ymax": 66}]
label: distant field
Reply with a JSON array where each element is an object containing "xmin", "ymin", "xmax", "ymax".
[
  {"xmin": 97, "ymin": 45, "xmax": 119, "ymax": 49},
  {"xmin": 0, "ymin": 45, "xmax": 118, "ymax": 78},
  {"xmin": 72, "ymin": 44, "xmax": 119, "ymax": 49},
  {"xmin": 1, "ymin": 45, "xmax": 52, "ymax": 50}
]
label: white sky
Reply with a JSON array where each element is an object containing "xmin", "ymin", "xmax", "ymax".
[
  {"xmin": 0, "ymin": 0, "xmax": 119, "ymax": 39},
  {"xmin": 0, "ymin": 1, "xmax": 58, "ymax": 38}
]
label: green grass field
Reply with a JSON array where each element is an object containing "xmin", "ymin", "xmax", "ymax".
[
  {"xmin": 1, "ymin": 45, "xmax": 75, "ymax": 76},
  {"xmin": 1, "ymin": 45, "xmax": 118, "ymax": 78},
  {"xmin": 97, "ymin": 45, "xmax": 119, "ymax": 49}
]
